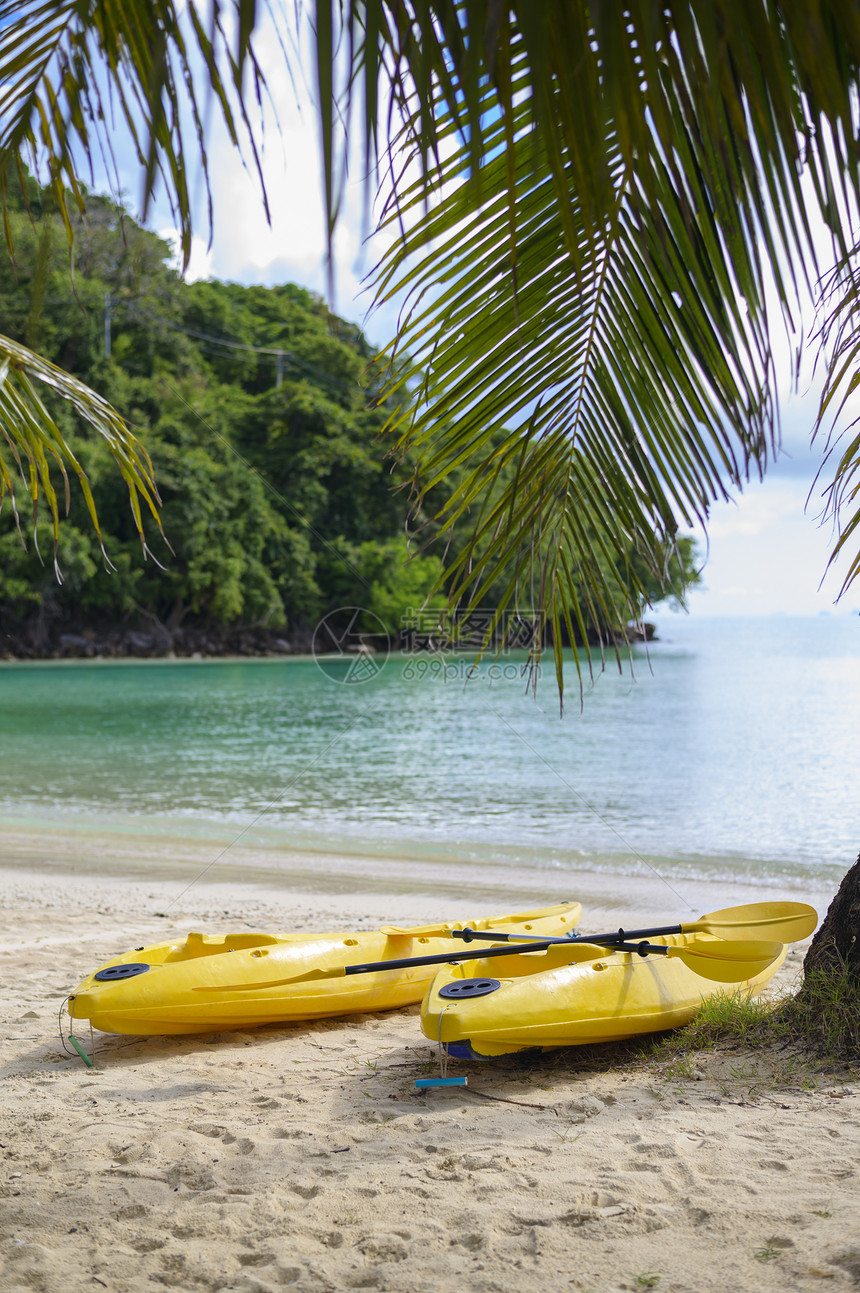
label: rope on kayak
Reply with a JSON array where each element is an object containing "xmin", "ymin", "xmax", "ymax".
[
  {"xmin": 438, "ymin": 1004, "xmax": 453, "ymax": 1078},
  {"xmin": 58, "ymin": 999, "xmax": 74, "ymax": 1057},
  {"xmin": 59, "ymin": 998, "xmax": 96, "ymax": 1067}
]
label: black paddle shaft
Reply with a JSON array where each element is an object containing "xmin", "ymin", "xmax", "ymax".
[
  {"xmin": 453, "ymin": 925, "xmax": 684, "ymax": 948},
  {"xmin": 344, "ymin": 939, "xmax": 579, "ymax": 977},
  {"xmin": 342, "ymin": 938, "xmax": 668, "ymax": 978}
]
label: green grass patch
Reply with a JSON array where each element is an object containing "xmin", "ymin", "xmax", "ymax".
[
  {"xmin": 781, "ymin": 962, "xmax": 860, "ymax": 1063},
  {"xmin": 653, "ymin": 988, "xmax": 788, "ymax": 1056},
  {"xmin": 648, "ymin": 962, "xmax": 860, "ymax": 1074}
]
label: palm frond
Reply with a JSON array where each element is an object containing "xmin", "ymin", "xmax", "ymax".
[
  {"xmin": 0, "ymin": 0, "xmax": 272, "ymax": 558},
  {"xmin": 0, "ymin": 0, "xmax": 270, "ymax": 269},
  {"xmin": 339, "ymin": 3, "xmax": 860, "ymax": 279},
  {"xmin": 812, "ymin": 263, "xmax": 860, "ymax": 595},
  {"xmin": 372, "ymin": 69, "xmax": 782, "ymax": 691},
  {"xmin": 0, "ymin": 332, "xmax": 162, "ymax": 571},
  {"xmin": 348, "ymin": 4, "xmax": 860, "ymax": 690}
]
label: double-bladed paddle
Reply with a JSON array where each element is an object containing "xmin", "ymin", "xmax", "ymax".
[
  {"xmin": 195, "ymin": 935, "xmax": 784, "ymax": 990},
  {"xmin": 451, "ymin": 901, "xmax": 816, "ymax": 950}
]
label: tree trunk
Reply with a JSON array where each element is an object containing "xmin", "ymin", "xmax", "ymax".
[{"xmin": 803, "ymin": 852, "xmax": 860, "ymax": 977}]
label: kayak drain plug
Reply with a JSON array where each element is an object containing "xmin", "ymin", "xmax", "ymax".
[
  {"xmin": 94, "ymin": 962, "xmax": 150, "ymax": 981},
  {"xmin": 439, "ymin": 978, "xmax": 501, "ymax": 999}
]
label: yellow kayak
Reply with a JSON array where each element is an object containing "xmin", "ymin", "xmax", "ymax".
[
  {"xmin": 420, "ymin": 931, "xmax": 787, "ymax": 1058},
  {"xmin": 69, "ymin": 901, "xmax": 581, "ymax": 1036}
]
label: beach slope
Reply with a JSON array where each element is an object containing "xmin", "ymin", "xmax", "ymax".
[{"xmin": 2, "ymin": 873, "xmax": 858, "ymax": 1293}]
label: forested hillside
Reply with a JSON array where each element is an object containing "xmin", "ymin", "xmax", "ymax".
[{"xmin": 0, "ymin": 176, "xmax": 697, "ymax": 659}]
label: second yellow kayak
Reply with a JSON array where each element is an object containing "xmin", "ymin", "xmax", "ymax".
[{"xmin": 420, "ymin": 932, "xmax": 787, "ymax": 1058}]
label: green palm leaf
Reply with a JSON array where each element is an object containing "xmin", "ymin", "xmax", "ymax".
[
  {"xmin": 0, "ymin": 332, "xmax": 162, "ymax": 569},
  {"xmin": 367, "ymin": 69, "xmax": 781, "ymax": 689},
  {"xmin": 0, "ymin": 0, "xmax": 271, "ymax": 555},
  {"xmin": 353, "ymin": 4, "xmax": 860, "ymax": 689},
  {"xmin": 812, "ymin": 265, "xmax": 860, "ymax": 595},
  {"xmin": 0, "ymin": 0, "xmax": 268, "ymax": 269}
]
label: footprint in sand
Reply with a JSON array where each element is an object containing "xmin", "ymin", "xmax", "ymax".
[{"xmin": 357, "ymin": 1233, "xmax": 409, "ymax": 1262}]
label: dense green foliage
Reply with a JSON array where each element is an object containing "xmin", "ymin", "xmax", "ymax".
[
  {"xmin": 0, "ymin": 178, "xmax": 437, "ymax": 643},
  {"xmin": 0, "ymin": 176, "xmax": 697, "ymax": 649}
]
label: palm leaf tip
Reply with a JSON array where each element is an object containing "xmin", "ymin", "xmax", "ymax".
[{"xmin": 0, "ymin": 332, "xmax": 163, "ymax": 566}]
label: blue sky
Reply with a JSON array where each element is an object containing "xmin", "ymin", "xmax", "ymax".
[{"xmin": 663, "ymin": 403, "xmax": 858, "ymax": 619}]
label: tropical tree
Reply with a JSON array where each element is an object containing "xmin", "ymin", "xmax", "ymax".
[
  {"xmin": 2, "ymin": 3, "xmax": 860, "ymax": 1018},
  {"xmin": 0, "ymin": 180, "xmax": 446, "ymax": 644},
  {"xmin": 2, "ymin": 5, "xmax": 860, "ymax": 656}
]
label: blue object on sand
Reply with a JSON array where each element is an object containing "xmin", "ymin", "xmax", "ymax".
[{"xmin": 415, "ymin": 1077, "xmax": 468, "ymax": 1088}]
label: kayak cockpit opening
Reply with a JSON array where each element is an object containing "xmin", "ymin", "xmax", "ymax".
[{"xmin": 164, "ymin": 931, "xmax": 281, "ymax": 962}]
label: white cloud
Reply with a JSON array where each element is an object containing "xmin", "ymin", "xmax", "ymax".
[
  {"xmin": 654, "ymin": 474, "xmax": 853, "ymax": 618},
  {"xmin": 158, "ymin": 228, "xmax": 215, "ymax": 283}
]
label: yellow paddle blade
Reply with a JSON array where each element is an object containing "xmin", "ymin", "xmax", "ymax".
[
  {"xmin": 689, "ymin": 902, "xmax": 817, "ymax": 944},
  {"xmin": 672, "ymin": 939, "xmax": 784, "ymax": 983}
]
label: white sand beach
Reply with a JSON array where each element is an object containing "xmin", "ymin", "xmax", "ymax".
[{"xmin": 1, "ymin": 857, "xmax": 858, "ymax": 1293}]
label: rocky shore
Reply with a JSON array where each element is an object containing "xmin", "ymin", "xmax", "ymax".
[
  {"xmin": 1, "ymin": 614, "xmax": 656, "ymax": 662},
  {"xmin": 0, "ymin": 616, "xmax": 316, "ymax": 661}
]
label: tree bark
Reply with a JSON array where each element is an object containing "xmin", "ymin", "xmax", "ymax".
[{"xmin": 803, "ymin": 852, "xmax": 860, "ymax": 977}]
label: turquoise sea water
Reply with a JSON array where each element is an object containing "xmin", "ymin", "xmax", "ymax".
[{"xmin": 1, "ymin": 616, "xmax": 858, "ymax": 890}]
